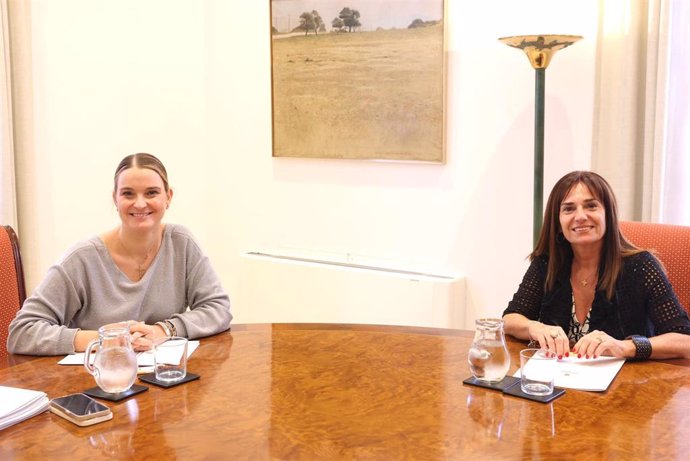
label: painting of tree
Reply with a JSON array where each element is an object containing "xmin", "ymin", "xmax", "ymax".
[
  {"xmin": 270, "ymin": 0, "xmax": 446, "ymax": 162},
  {"xmin": 338, "ymin": 7, "xmax": 361, "ymax": 32}
]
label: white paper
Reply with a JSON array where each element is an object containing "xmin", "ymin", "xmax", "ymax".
[
  {"xmin": 0, "ymin": 386, "xmax": 50, "ymax": 431},
  {"xmin": 58, "ymin": 340, "xmax": 200, "ymax": 367},
  {"xmin": 514, "ymin": 355, "xmax": 626, "ymax": 392}
]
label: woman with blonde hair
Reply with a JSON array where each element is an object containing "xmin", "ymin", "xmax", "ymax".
[{"xmin": 8, "ymin": 153, "xmax": 232, "ymax": 355}]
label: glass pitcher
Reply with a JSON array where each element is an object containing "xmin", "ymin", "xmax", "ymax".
[
  {"xmin": 468, "ymin": 318, "xmax": 510, "ymax": 383},
  {"xmin": 84, "ymin": 322, "xmax": 138, "ymax": 394}
]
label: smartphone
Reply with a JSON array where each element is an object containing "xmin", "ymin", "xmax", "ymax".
[{"xmin": 50, "ymin": 393, "xmax": 113, "ymax": 427}]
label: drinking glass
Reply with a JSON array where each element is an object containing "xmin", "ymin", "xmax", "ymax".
[
  {"xmin": 154, "ymin": 337, "xmax": 188, "ymax": 383},
  {"xmin": 520, "ymin": 348, "xmax": 556, "ymax": 396}
]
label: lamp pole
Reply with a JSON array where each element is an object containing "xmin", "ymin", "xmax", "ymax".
[{"xmin": 498, "ymin": 35, "xmax": 582, "ymax": 248}]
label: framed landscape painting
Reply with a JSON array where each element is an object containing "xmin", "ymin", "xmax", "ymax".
[{"xmin": 270, "ymin": 0, "xmax": 446, "ymax": 162}]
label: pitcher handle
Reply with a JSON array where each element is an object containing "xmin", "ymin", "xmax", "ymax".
[{"xmin": 83, "ymin": 338, "xmax": 100, "ymax": 376}]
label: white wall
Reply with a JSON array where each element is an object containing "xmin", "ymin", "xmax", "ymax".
[{"xmin": 11, "ymin": 0, "xmax": 598, "ymax": 326}]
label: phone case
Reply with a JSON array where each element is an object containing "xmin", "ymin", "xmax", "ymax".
[
  {"xmin": 50, "ymin": 393, "xmax": 110, "ymax": 420},
  {"xmin": 50, "ymin": 404, "xmax": 113, "ymax": 426}
]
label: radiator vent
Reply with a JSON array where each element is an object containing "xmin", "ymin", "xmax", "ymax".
[{"xmin": 236, "ymin": 252, "xmax": 467, "ymax": 329}]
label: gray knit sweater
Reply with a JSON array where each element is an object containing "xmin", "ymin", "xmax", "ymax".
[{"xmin": 7, "ymin": 224, "xmax": 232, "ymax": 355}]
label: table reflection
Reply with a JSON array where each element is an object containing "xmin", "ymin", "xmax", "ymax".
[{"xmin": 466, "ymin": 390, "xmax": 506, "ymax": 439}]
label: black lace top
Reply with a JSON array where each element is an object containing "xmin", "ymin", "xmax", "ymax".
[{"xmin": 503, "ymin": 251, "xmax": 690, "ymax": 339}]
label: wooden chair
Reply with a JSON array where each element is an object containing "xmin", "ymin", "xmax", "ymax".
[
  {"xmin": 620, "ymin": 221, "xmax": 690, "ymax": 314},
  {"xmin": 0, "ymin": 225, "xmax": 26, "ymax": 358}
]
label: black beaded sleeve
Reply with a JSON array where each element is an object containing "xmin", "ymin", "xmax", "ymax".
[
  {"xmin": 503, "ymin": 257, "xmax": 548, "ymax": 320},
  {"xmin": 618, "ymin": 252, "xmax": 690, "ymax": 336}
]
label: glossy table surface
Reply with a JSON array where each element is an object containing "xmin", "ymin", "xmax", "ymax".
[{"xmin": 2, "ymin": 323, "xmax": 690, "ymax": 460}]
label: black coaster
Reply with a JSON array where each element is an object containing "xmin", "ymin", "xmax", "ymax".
[
  {"xmin": 83, "ymin": 384, "xmax": 148, "ymax": 402},
  {"xmin": 463, "ymin": 375, "xmax": 520, "ymax": 391},
  {"xmin": 138, "ymin": 372, "xmax": 200, "ymax": 388},
  {"xmin": 503, "ymin": 384, "xmax": 566, "ymax": 403}
]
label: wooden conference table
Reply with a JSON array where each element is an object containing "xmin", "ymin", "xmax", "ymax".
[{"xmin": 2, "ymin": 323, "xmax": 690, "ymax": 460}]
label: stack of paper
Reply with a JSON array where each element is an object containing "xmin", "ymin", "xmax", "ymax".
[
  {"xmin": 0, "ymin": 386, "xmax": 50, "ymax": 431},
  {"xmin": 514, "ymin": 356, "xmax": 626, "ymax": 392},
  {"xmin": 57, "ymin": 340, "xmax": 200, "ymax": 366}
]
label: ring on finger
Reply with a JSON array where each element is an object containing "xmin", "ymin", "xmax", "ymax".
[{"xmin": 549, "ymin": 330, "xmax": 560, "ymax": 339}]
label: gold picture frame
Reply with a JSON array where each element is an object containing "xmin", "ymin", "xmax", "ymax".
[{"xmin": 270, "ymin": 1, "xmax": 446, "ymax": 162}]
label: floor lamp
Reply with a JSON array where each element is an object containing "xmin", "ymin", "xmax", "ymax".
[{"xmin": 498, "ymin": 34, "xmax": 582, "ymax": 247}]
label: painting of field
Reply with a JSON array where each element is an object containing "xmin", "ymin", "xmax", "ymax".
[{"xmin": 270, "ymin": 3, "xmax": 445, "ymax": 162}]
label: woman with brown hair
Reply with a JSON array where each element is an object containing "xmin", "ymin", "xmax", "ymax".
[
  {"xmin": 8, "ymin": 153, "xmax": 232, "ymax": 355},
  {"xmin": 503, "ymin": 171, "xmax": 690, "ymax": 360}
]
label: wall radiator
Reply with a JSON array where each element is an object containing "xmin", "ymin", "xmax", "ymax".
[{"xmin": 236, "ymin": 252, "xmax": 467, "ymax": 329}]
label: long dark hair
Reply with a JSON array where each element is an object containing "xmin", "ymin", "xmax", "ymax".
[{"xmin": 531, "ymin": 171, "xmax": 641, "ymax": 299}]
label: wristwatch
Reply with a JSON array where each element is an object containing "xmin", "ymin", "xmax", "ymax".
[{"xmin": 626, "ymin": 335, "xmax": 652, "ymax": 360}]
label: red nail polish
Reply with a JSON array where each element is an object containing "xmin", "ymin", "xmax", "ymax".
[
  {"xmin": 593, "ymin": 355, "xmax": 598, "ymax": 359},
  {"xmin": 578, "ymin": 354, "xmax": 582, "ymax": 358},
  {"xmin": 558, "ymin": 355, "xmax": 562, "ymax": 360},
  {"xmin": 565, "ymin": 352, "xmax": 570, "ymax": 357},
  {"xmin": 586, "ymin": 355, "xmax": 590, "ymax": 359}
]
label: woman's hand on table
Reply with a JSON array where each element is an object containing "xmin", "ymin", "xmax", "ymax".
[
  {"xmin": 572, "ymin": 330, "xmax": 632, "ymax": 359},
  {"xmin": 527, "ymin": 320, "xmax": 570, "ymax": 358},
  {"xmin": 128, "ymin": 321, "xmax": 167, "ymax": 352}
]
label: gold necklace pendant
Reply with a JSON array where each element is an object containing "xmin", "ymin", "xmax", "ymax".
[
  {"xmin": 572, "ymin": 267, "xmax": 598, "ymax": 289},
  {"xmin": 579, "ymin": 270, "xmax": 597, "ymax": 288},
  {"xmin": 119, "ymin": 236, "xmax": 157, "ymax": 278}
]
